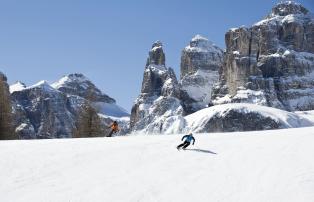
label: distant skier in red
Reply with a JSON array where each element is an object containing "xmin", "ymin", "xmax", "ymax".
[
  {"xmin": 108, "ymin": 121, "xmax": 119, "ymax": 137},
  {"xmin": 177, "ymin": 133, "xmax": 195, "ymax": 150}
]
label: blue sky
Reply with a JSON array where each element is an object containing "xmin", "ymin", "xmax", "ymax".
[{"xmin": 0, "ymin": 0, "xmax": 313, "ymax": 111}]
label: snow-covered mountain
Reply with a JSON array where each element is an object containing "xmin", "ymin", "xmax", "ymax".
[
  {"xmin": 130, "ymin": 37, "xmax": 223, "ymax": 134},
  {"xmin": 1, "ymin": 127, "xmax": 314, "ymax": 201},
  {"xmin": 212, "ymin": 1, "xmax": 314, "ymax": 111},
  {"xmin": 52, "ymin": 73, "xmax": 115, "ymax": 104},
  {"xmin": 52, "ymin": 73, "xmax": 129, "ymax": 118},
  {"xmin": 129, "ymin": 37, "xmax": 314, "ymax": 134},
  {"xmin": 11, "ymin": 80, "xmax": 82, "ymax": 139},
  {"xmin": 11, "ymin": 74, "xmax": 129, "ymax": 139}
]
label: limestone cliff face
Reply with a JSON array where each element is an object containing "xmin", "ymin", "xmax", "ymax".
[
  {"xmin": 180, "ymin": 35, "xmax": 223, "ymax": 113},
  {"xmin": 180, "ymin": 35, "xmax": 223, "ymax": 78},
  {"xmin": 130, "ymin": 41, "xmax": 183, "ymax": 133},
  {"xmin": 11, "ymin": 81, "xmax": 80, "ymax": 139},
  {"xmin": 212, "ymin": 1, "xmax": 314, "ymax": 111}
]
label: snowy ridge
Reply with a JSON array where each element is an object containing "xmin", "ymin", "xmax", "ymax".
[
  {"xmin": 27, "ymin": 80, "xmax": 57, "ymax": 92},
  {"xmin": 51, "ymin": 73, "xmax": 90, "ymax": 89},
  {"xmin": 1, "ymin": 127, "xmax": 314, "ymax": 201},
  {"xmin": 185, "ymin": 103, "xmax": 314, "ymax": 132},
  {"xmin": 9, "ymin": 81, "xmax": 26, "ymax": 93},
  {"xmin": 131, "ymin": 103, "xmax": 314, "ymax": 135},
  {"xmin": 10, "ymin": 80, "xmax": 57, "ymax": 93}
]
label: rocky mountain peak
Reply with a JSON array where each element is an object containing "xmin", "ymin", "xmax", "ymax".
[
  {"xmin": 270, "ymin": 1, "xmax": 308, "ymax": 17},
  {"xmin": 52, "ymin": 73, "xmax": 115, "ymax": 103},
  {"xmin": 152, "ymin": 40, "xmax": 163, "ymax": 49},
  {"xmin": 52, "ymin": 73, "xmax": 89, "ymax": 89},
  {"xmin": 146, "ymin": 40, "xmax": 165, "ymax": 67},
  {"xmin": 67, "ymin": 73, "xmax": 89, "ymax": 81},
  {"xmin": 189, "ymin": 34, "xmax": 212, "ymax": 49},
  {"xmin": 10, "ymin": 72, "xmax": 129, "ymax": 139},
  {"xmin": 130, "ymin": 41, "xmax": 182, "ymax": 132},
  {"xmin": 184, "ymin": 35, "xmax": 223, "ymax": 54}
]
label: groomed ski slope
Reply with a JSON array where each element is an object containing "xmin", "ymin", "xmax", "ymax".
[{"xmin": 1, "ymin": 127, "xmax": 314, "ymax": 202}]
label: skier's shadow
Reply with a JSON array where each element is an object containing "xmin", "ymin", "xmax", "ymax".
[{"xmin": 185, "ymin": 148, "xmax": 217, "ymax": 155}]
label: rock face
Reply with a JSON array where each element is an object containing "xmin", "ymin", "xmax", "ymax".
[
  {"xmin": 52, "ymin": 74, "xmax": 129, "ymax": 118},
  {"xmin": 180, "ymin": 35, "xmax": 223, "ymax": 113},
  {"xmin": 212, "ymin": 1, "xmax": 314, "ymax": 111},
  {"xmin": 11, "ymin": 81, "xmax": 79, "ymax": 139},
  {"xmin": 130, "ymin": 41, "xmax": 184, "ymax": 133},
  {"xmin": 11, "ymin": 74, "xmax": 129, "ymax": 139}
]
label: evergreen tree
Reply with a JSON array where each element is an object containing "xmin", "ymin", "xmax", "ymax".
[{"xmin": 0, "ymin": 75, "xmax": 16, "ymax": 140}]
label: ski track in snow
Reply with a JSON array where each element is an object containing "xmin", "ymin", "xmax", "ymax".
[{"xmin": 1, "ymin": 127, "xmax": 314, "ymax": 202}]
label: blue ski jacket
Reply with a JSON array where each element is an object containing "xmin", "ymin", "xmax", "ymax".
[{"xmin": 182, "ymin": 134, "xmax": 195, "ymax": 144}]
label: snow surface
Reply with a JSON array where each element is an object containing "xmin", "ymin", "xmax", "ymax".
[
  {"xmin": 1, "ymin": 127, "xmax": 314, "ymax": 202},
  {"xmin": 295, "ymin": 110, "xmax": 314, "ymax": 122}
]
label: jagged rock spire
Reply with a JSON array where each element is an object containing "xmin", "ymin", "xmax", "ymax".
[{"xmin": 130, "ymin": 41, "xmax": 182, "ymax": 132}]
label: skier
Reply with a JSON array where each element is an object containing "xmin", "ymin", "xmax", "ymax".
[
  {"xmin": 177, "ymin": 133, "xmax": 195, "ymax": 150},
  {"xmin": 108, "ymin": 121, "xmax": 119, "ymax": 137}
]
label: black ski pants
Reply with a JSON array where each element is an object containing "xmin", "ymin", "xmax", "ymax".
[
  {"xmin": 108, "ymin": 130, "xmax": 117, "ymax": 137},
  {"xmin": 177, "ymin": 141, "xmax": 190, "ymax": 149}
]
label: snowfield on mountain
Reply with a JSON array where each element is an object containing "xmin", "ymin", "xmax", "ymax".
[{"xmin": 1, "ymin": 127, "xmax": 314, "ymax": 202}]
